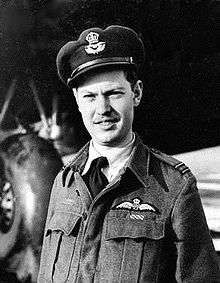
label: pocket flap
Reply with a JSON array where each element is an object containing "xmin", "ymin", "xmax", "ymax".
[
  {"xmin": 106, "ymin": 212, "xmax": 164, "ymax": 240},
  {"xmin": 47, "ymin": 211, "xmax": 82, "ymax": 236}
]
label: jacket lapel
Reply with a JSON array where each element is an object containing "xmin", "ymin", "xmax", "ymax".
[{"xmin": 127, "ymin": 136, "xmax": 151, "ymax": 187}]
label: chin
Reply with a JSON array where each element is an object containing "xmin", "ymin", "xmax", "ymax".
[{"xmin": 95, "ymin": 133, "xmax": 124, "ymax": 146}]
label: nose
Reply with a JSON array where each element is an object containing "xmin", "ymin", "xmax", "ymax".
[{"xmin": 96, "ymin": 95, "xmax": 111, "ymax": 115}]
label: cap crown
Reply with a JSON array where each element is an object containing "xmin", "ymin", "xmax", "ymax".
[{"xmin": 56, "ymin": 25, "xmax": 145, "ymax": 87}]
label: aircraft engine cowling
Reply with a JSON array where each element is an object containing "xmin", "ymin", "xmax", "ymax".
[{"xmin": 0, "ymin": 133, "xmax": 63, "ymax": 282}]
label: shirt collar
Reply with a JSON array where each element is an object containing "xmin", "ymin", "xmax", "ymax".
[
  {"xmin": 71, "ymin": 134, "xmax": 150, "ymax": 188},
  {"xmin": 82, "ymin": 133, "xmax": 136, "ymax": 175}
]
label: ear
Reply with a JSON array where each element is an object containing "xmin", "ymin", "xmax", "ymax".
[{"xmin": 133, "ymin": 80, "xmax": 143, "ymax": 107}]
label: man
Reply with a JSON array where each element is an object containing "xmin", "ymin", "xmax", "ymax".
[{"xmin": 38, "ymin": 25, "xmax": 220, "ymax": 282}]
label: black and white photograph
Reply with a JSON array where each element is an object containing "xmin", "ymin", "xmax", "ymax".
[{"xmin": 0, "ymin": 0, "xmax": 219, "ymax": 282}]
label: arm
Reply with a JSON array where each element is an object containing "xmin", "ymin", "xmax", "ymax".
[
  {"xmin": 37, "ymin": 174, "xmax": 61, "ymax": 282},
  {"xmin": 172, "ymin": 176, "xmax": 220, "ymax": 282}
]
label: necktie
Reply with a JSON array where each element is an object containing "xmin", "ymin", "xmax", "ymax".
[{"xmin": 83, "ymin": 157, "xmax": 109, "ymax": 197}]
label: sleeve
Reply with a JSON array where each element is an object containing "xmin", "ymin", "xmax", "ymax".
[
  {"xmin": 172, "ymin": 175, "xmax": 220, "ymax": 283},
  {"xmin": 37, "ymin": 173, "xmax": 61, "ymax": 283}
]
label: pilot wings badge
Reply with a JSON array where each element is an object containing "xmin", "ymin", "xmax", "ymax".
[
  {"xmin": 115, "ymin": 198, "xmax": 157, "ymax": 213},
  {"xmin": 85, "ymin": 32, "xmax": 106, "ymax": 55}
]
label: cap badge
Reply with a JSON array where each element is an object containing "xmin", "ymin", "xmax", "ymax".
[{"xmin": 85, "ymin": 32, "xmax": 106, "ymax": 55}]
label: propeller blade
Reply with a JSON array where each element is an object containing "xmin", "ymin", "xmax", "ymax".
[
  {"xmin": 0, "ymin": 78, "xmax": 17, "ymax": 126},
  {"xmin": 29, "ymin": 79, "xmax": 48, "ymax": 128}
]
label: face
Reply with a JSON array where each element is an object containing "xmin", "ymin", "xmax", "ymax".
[{"xmin": 73, "ymin": 69, "xmax": 143, "ymax": 147}]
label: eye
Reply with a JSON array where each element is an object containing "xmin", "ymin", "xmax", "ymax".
[
  {"xmin": 107, "ymin": 91, "xmax": 124, "ymax": 97},
  {"xmin": 83, "ymin": 93, "xmax": 96, "ymax": 101}
]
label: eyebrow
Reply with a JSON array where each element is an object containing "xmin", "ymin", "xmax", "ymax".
[
  {"xmin": 105, "ymin": 87, "xmax": 125, "ymax": 94},
  {"xmin": 80, "ymin": 86, "xmax": 126, "ymax": 95}
]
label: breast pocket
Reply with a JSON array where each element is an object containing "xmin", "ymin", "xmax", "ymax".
[
  {"xmin": 45, "ymin": 210, "xmax": 82, "ymax": 283},
  {"xmin": 106, "ymin": 210, "xmax": 164, "ymax": 240},
  {"xmin": 99, "ymin": 210, "xmax": 165, "ymax": 282}
]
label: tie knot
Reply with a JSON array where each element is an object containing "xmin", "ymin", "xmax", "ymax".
[{"xmin": 94, "ymin": 156, "xmax": 109, "ymax": 169}]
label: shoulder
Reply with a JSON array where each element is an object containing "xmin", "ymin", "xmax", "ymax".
[
  {"xmin": 135, "ymin": 136, "xmax": 193, "ymax": 179},
  {"xmin": 148, "ymin": 147, "xmax": 197, "ymax": 199},
  {"xmin": 61, "ymin": 142, "xmax": 89, "ymax": 171},
  {"xmin": 57, "ymin": 142, "xmax": 90, "ymax": 187},
  {"xmin": 150, "ymin": 147, "xmax": 193, "ymax": 178}
]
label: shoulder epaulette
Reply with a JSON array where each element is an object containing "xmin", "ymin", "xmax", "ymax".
[{"xmin": 150, "ymin": 148, "xmax": 191, "ymax": 175}]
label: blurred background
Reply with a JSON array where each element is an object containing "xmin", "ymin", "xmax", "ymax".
[
  {"xmin": 0, "ymin": 1, "xmax": 219, "ymax": 282},
  {"xmin": 0, "ymin": 0, "xmax": 219, "ymax": 154}
]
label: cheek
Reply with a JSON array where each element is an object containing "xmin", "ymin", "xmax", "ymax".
[
  {"xmin": 118, "ymin": 100, "xmax": 134, "ymax": 119},
  {"xmin": 77, "ymin": 100, "xmax": 84, "ymax": 113},
  {"xmin": 122, "ymin": 105, "xmax": 135, "ymax": 127},
  {"xmin": 79, "ymin": 107, "xmax": 94, "ymax": 127},
  {"xmin": 112, "ymin": 97, "xmax": 133, "ymax": 113},
  {"xmin": 78, "ymin": 102, "xmax": 91, "ymax": 116}
]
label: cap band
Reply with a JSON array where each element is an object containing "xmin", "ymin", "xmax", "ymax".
[{"xmin": 67, "ymin": 57, "xmax": 135, "ymax": 86}]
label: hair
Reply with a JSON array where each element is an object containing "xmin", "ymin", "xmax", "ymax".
[{"xmin": 123, "ymin": 68, "xmax": 138, "ymax": 91}]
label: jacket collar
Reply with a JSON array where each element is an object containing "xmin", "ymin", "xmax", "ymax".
[
  {"xmin": 69, "ymin": 142, "xmax": 90, "ymax": 173},
  {"xmin": 126, "ymin": 135, "xmax": 150, "ymax": 187},
  {"xmin": 71, "ymin": 134, "xmax": 150, "ymax": 187}
]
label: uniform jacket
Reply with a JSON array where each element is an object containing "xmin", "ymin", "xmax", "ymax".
[{"xmin": 38, "ymin": 137, "xmax": 220, "ymax": 283}]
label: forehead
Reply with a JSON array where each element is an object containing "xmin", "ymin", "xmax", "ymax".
[{"xmin": 75, "ymin": 69, "xmax": 129, "ymax": 93}]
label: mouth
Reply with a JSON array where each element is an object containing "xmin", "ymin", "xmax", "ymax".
[
  {"xmin": 95, "ymin": 118, "xmax": 119, "ymax": 124},
  {"xmin": 94, "ymin": 118, "xmax": 119, "ymax": 127}
]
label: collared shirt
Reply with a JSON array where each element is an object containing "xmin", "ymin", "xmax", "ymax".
[{"xmin": 82, "ymin": 133, "xmax": 136, "ymax": 182}]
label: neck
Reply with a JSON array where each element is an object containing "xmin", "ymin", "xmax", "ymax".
[{"xmin": 92, "ymin": 132, "xmax": 135, "ymax": 154}]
